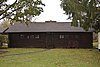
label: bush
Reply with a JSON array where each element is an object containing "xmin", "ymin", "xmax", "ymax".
[
  {"xmin": 0, "ymin": 34, "xmax": 8, "ymax": 47},
  {"xmin": 93, "ymin": 32, "xmax": 98, "ymax": 42}
]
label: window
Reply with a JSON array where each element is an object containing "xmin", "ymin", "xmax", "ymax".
[
  {"xmin": 59, "ymin": 35, "xmax": 64, "ymax": 39},
  {"xmin": 35, "ymin": 35, "xmax": 40, "ymax": 39},
  {"xmin": 30, "ymin": 35, "xmax": 34, "ymax": 39},
  {"xmin": 20, "ymin": 34, "xmax": 24, "ymax": 39},
  {"xmin": 27, "ymin": 35, "xmax": 30, "ymax": 39}
]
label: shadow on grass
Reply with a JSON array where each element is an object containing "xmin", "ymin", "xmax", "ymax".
[
  {"xmin": 0, "ymin": 46, "xmax": 9, "ymax": 55},
  {"xmin": 0, "ymin": 50, "xmax": 8, "ymax": 54},
  {"xmin": 0, "ymin": 49, "xmax": 50, "ymax": 58}
]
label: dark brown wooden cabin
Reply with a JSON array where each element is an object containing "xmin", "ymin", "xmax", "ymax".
[{"xmin": 5, "ymin": 21, "xmax": 93, "ymax": 48}]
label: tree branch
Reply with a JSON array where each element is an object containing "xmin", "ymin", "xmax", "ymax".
[
  {"xmin": 0, "ymin": 0, "xmax": 17, "ymax": 16},
  {"xmin": 0, "ymin": 0, "xmax": 4, "ymax": 5},
  {"xmin": 0, "ymin": 6, "xmax": 23, "ymax": 20}
]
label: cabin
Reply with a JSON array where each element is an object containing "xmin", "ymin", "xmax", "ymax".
[{"xmin": 4, "ymin": 21, "xmax": 93, "ymax": 48}]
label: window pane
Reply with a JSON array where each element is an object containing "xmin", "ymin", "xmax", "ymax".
[
  {"xmin": 59, "ymin": 35, "xmax": 64, "ymax": 39},
  {"xmin": 27, "ymin": 35, "xmax": 30, "ymax": 39},
  {"xmin": 20, "ymin": 34, "xmax": 24, "ymax": 39},
  {"xmin": 30, "ymin": 35, "xmax": 34, "ymax": 39},
  {"xmin": 35, "ymin": 35, "xmax": 39, "ymax": 39}
]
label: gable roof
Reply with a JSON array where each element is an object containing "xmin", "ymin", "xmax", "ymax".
[{"xmin": 5, "ymin": 22, "xmax": 93, "ymax": 33}]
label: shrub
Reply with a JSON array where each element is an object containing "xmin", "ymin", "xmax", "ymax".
[{"xmin": 0, "ymin": 34, "xmax": 8, "ymax": 47}]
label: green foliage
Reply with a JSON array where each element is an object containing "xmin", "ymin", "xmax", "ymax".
[
  {"xmin": 93, "ymin": 32, "xmax": 98, "ymax": 42},
  {"xmin": 61, "ymin": 0, "xmax": 100, "ymax": 32},
  {"xmin": 1, "ymin": 19, "xmax": 11, "ymax": 28},
  {"xmin": 0, "ymin": 0, "xmax": 45, "ymax": 23},
  {"xmin": 93, "ymin": 11, "xmax": 100, "ymax": 32},
  {"xmin": 0, "ymin": 34, "xmax": 8, "ymax": 47}
]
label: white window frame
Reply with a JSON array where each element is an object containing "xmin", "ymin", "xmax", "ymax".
[
  {"xmin": 35, "ymin": 35, "xmax": 40, "ymax": 39},
  {"xmin": 30, "ymin": 35, "xmax": 34, "ymax": 39},
  {"xmin": 59, "ymin": 35, "xmax": 65, "ymax": 39},
  {"xmin": 20, "ymin": 34, "xmax": 24, "ymax": 39}
]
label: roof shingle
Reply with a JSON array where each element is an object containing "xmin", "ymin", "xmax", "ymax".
[{"xmin": 5, "ymin": 22, "xmax": 93, "ymax": 33}]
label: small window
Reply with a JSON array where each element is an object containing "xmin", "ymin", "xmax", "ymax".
[
  {"xmin": 30, "ymin": 35, "xmax": 34, "ymax": 39},
  {"xmin": 35, "ymin": 35, "xmax": 40, "ymax": 39},
  {"xmin": 20, "ymin": 34, "xmax": 24, "ymax": 39},
  {"xmin": 27, "ymin": 35, "xmax": 30, "ymax": 39},
  {"xmin": 59, "ymin": 35, "xmax": 64, "ymax": 39}
]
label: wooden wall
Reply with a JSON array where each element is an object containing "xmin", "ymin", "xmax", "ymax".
[{"xmin": 8, "ymin": 32, "xmax": 93, "ymax": 48}]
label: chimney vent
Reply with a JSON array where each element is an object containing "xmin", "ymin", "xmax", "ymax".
[{"xmin": 45, "ymin": 20, "xmax": 56, "ymax": 23}]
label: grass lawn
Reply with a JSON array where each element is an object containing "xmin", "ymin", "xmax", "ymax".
[
  {"xmin": 93, "ymin": 42, "xmax": 98, "ymax": 48},
  {"xmin": 0, "ymin": 48, "xmax": 100, "ymax": 67}
]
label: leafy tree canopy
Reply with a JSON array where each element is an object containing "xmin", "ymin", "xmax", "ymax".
[
  {"xmin": 61, "ymin": 0, "xmax": 100, "ymax": 32},
  {"xmin": 1, "ymin": 19, "xmax": 11, "ymax": 28},
  {"xmin": 0, "ymin": 0, "xmax": 45, "ymax": 24}
]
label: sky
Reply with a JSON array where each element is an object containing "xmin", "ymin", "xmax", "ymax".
[
  {"xmin": 6, "ymin": 0, "xmax": 71, "ymax": 22},
  {"xmin": 34, "ymin": 0, "xmax": 71, "ymax": 22}
]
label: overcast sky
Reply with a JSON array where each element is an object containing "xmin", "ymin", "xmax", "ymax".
[
  {"xmin": 34, "ymin": 0, "xmax": 71, "ymax": 22},
  {"xmin": 7, "ymin": 0, "xmax": 71, "ymax": 22}
]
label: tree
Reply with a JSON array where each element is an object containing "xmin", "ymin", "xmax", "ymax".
[
  {"xmin": 0, "ymin": 34, "xmax": 8, "ymax": 47},
  {"xmin": 0, "ymin": 0, "xmax": 45, "ymax": 24},
  {"xmin": 61, "ymin": 0, "xmax": 100, "ymax": 32},
  {"xmin": 1, "ymin": 19, "xmax": 11, "ymax": 28}
]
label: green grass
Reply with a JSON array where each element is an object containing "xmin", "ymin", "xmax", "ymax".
[
  {"xmin": 0, "ymin": 48, "xmax": 100, "ymax": 67},
  {"xmin": 93, "ymin": 42, "xmax": 98, "ymax": 48}
]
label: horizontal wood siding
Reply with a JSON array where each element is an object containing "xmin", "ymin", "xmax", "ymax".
[
  {"xmin": 8, "ymin": 32, "xmax": 93, "ymax": 48},
  {"xmin": 79, "ymin": 33, "xmax": 93, "ymax": 48},
  {"xmin": 8, "ymin": 33, "xmax": 46, "ymax": 48},
  {"xmin": 52, "ymin": 32, "xmax": 92, "ymax": 48}
]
